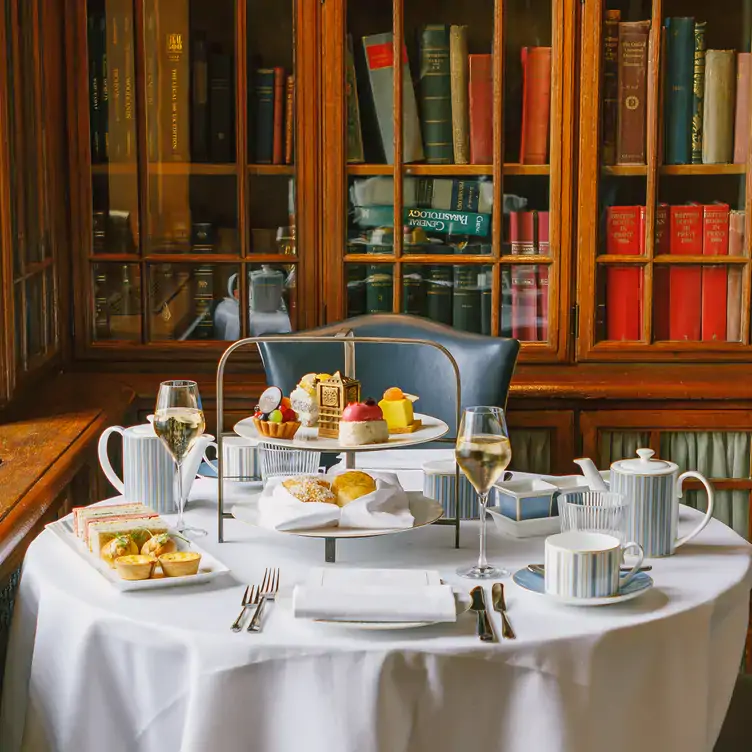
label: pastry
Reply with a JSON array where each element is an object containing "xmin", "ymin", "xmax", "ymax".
[
  {"xmin": 158, "ymin": 551, "xmax": 202, "ymax": 577},
  {"xmin": 100, "ymin": 535, "xmax": 138, "ymax": 568},
  {"xmin": 88, "ymin": 518, "xmax": 168, "ymax": 556},
  {"xmin": 290, "ymin": 373, "xmax": 328, "ymax": 427},
  {"xmin": 141, "ymin": 532, "xmax": 178, "ymax": 559},
  {"xmin": 253, "ymin": 386, "xmax": 300, "ymax": 439},
  {"xmin": 282, "ymin": 476, "xmax": 337, "ymax": 504},
  {"xmin": 114, "ymin": 555, "xmax": 156, "ymax": 581},
  {"xmin": 316, "ymin": 372, "xmax": 361, "ymax": 438},
  {"xmin": 338, "ymin": 399, "xmax": 389, "ymax": 446},
  {"xmin": 331, "ymin": 471, "xmax": 377, "ymax": 506},
  {"xmin": 378, "ymin": 387, "xmax": 422, "ymax": 433}
]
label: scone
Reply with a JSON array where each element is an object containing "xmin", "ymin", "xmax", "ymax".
[
  {"xmin": 332, "ymin": 471, "xmax": 377, "ymax": 506},
  {"xmin": 282, "ymin": 476, "xmax": 337, "ymax": 504}
]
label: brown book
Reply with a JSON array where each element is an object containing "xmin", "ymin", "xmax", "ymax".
[
  {"xmin": 468, "ymin": 54, "xmax": 493, "ymax": 164},
  {"xmin": 449, "ymin": 25, "xmax": 469, "ymax": 165},
  {"xmin": 519, "ymin": 47, "xmax": 552, "ymax": 164},
  {"xmin": 285, "ymin": 74, "xmax": 295, "ymax": 165},
  {"xmin": 616, "ymin": 21, "xmax": 650, "ymax": 165},
  {"xmin": 727, "ymin": 266, "xmax": 743, "ymax": 341},
  {"xmin": 734, "ymin": 53, "xmax": 751, "ymax": 164},
  {"xmin": 602, "ymin": 9, "xmax": 621, "ymax": 165},
  {"xmin": 272, "ymin": 67, "xmax": 285, "ymax": 165},
  {"xmin": 703, "ymin": 50, "xmax": 736, "ymax": 164}
]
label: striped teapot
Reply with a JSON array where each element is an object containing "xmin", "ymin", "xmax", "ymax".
[{"xmin": 610, "ymin": 448, "xmax": 715, "ymax": 557}]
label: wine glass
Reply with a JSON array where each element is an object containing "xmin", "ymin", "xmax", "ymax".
[
  {"xmin": 154, "ymin": 380, "xmax": 207, "ymax": 537},
  {"xmin": 455, "ymin": 406, "xmax": 512, "ymax": 579}
]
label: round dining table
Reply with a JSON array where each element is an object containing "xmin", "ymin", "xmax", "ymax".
[{"xmin": 1, "ymin": 478, "xmax": 751, "ymax": 752}]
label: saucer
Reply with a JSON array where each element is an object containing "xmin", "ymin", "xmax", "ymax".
[{"xmin": 512, "ymin": 568, "xmax": 654, "ymax": 606}]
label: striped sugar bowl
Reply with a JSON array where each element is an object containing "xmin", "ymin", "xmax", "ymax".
[
  {"xmin": 422, "ymin": 460, "xmax": 480, "ymax": 519},
  {"xmin": 545, "ymin": 531, "xmax": 644, "ymax": 599},
  {"xmin": 610, "ymin": 448, "xmax": 715, "ymax": 558}
]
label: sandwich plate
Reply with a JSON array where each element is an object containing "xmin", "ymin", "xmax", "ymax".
[{"xmin": 45, "ymin": 514, "xmax": 229, "ymax": 592}]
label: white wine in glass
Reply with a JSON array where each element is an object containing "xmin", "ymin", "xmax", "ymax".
[
  {"xmin": 455, "ymin": 407, "xmax": 511, "ymax": 579},
  {"xmin": 154, "ymin": 380, "xmax": 207, "ymax": 537}
]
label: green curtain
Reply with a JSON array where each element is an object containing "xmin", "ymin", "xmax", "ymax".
[
  {"xmin": 509, "ymin": 429, "xmax": 551, "ymax": 475},
  {"xmin": 599, "ymin": 431, "xmax": 650, "ymax": 470}
]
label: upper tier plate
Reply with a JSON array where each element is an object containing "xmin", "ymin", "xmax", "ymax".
[{"xmin": 234, "ymin": 412, "xmax": 449, "ymax": 452}]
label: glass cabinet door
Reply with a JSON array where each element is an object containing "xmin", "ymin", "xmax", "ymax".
[
  {"xmin": 325, "ymin": 0, "xmax": 573, "ymax": 360},
  {"xmin": 80, "ymin": 0, "xmax": 305, "ymax": 350},
  {"xmin": 579, "ymin": 0, "xmax": 752, "ymax": 360}
]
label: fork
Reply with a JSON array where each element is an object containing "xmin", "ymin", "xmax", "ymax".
[
  {"xmin": 231, "ymin": 585, "xmax": 256, "ymax": 632},
  {"xmin": 247, "ymin": 568, "xmax": 280, "ymax": 633}
]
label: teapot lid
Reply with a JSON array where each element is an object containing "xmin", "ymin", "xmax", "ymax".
[{"xmin": 613, "ymin": 448, "xmax": 675, "ymax": 475}]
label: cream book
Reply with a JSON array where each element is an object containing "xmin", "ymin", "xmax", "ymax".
[
  {"xmin": 703, "ymin": 50, "xmax": 736, "ymax": 164},
  {"xmin": 449, "ymin": 25, "xmax": 470, "ymax": 164}
]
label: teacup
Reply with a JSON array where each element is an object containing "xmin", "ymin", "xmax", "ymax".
[
  {"xmin": 544, "ymin": 531, "xmax": 644, "ymax": 599},
  {"xmin": 202, "ymin": 436, "xmax": 260, "ymax": 481}
]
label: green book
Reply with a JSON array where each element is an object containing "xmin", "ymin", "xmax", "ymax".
[
  {"xmin": 402, "ymin": 240, "xmax": 425, "ymax": 316},
  {"xmin": 253, "ymin": 69, "xmax": 275, "ymax": 163},
  {"xmin": 419, "ymin": 25, "xmax": 453, "ymax": 164},
  {"xmin": 664, "ymin": 17, "xmax": 695, "ymax": 165},
  {"xmin": 452, "ymin": 265, "xmax": 481, "ymax": 333},
  {"xmin": 352, "ymin": 206, "xmax": 490, "ymax": 237},
  {"xmin": 346, "ymin": 264, "xmax": 367, "ymax": 316},
  {"xmin": 346, "ymin": 36, "xmax": 364, "ymax": 163},
  {"xmin": 365, "ymin": 264, "xmax": 393, "ymax": 313},
  {"xmin": 480, "ymin": 264, "xmax": 493, "ymax": 335},
  {"xmin": 192, "ymin": 265, "xmax": 215, "ymax": 339},
  {"xmin": 425, "ymin": 255, "xmax": 453, "ymax": 325},
  {"xmin": 691, "ymin": 21, "xmax": 706, "ymax": 164},
  {"xmin": 87, "ymin": 5, "xmax": 106, "ymax": 163}
]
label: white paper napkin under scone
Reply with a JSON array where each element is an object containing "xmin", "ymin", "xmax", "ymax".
[
  {"xmin": 292, "ymin": 567, "xmax": 457, "ymax": 622},
  {"xmin": 256, "ymin": 472, "xmax": 415, "ymax": 532}
]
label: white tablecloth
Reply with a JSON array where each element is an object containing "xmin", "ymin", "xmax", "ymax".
[{"xmin": 2, "ymin": 478, "xmax": 751, "ymax": 752}]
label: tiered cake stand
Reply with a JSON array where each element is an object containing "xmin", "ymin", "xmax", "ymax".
[{"xmin": 215, "ymin": 333, "xmax": 463, "ymax": 562}]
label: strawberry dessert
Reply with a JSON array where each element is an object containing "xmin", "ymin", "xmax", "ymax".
[{"xmin": 338, "ymin": 398, "xmax": 389, "ymax": 446}]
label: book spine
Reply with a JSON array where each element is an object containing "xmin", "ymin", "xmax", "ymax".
[
  {"xmin": 144, "ymin": 3, "xmax": 157, "ymax": 162},
  {"xmin": 664, "ymin": 18, "xmax": 695, "ymax": 165},
  {"xmin": 363, "ymin": 33, "xmax": 424, "ymax": 164},
  {"xmin": 425, "ymin": 264, "xmax": 453, "ymax": 325},
  {"xmin": 653, "ymin": 265, "xmax": 670, "ymax": 340},
  {"xmin": 401, "ymin": 263, "xmax": 425, "ymax": 317},
  {"xmin": 159, "ymin": 1, "xmax": 190, "ymax": 161},
  {"xmin": 605, "ymin": 206, "xmax": 642, "ymax": 254},
  {"xmin": 729, "ymin": 209, "xmax": 746, "ymax": 255},
  {"xmin": 191, "ymin": 33, "xmax": 209, "ymax": 162},
  {"xmin": 285, "ymin": 75, "xmax": 295, "ymax": 164},
  {"xmin": 669, "ymin": 205, "xmax": 703, "ymax": 340},
  {"xmin": 734, "ymin": 53, "xmax": 751, "ymax": 164},
  {"xmin": 253, "ymin": 69, "xmax": 275, "ymax": 163},
  {"xmin": 617, "ymin": 21, "xmax": 650, "ymax": 164},
  {"xmin": 209, "ymin": 53, "xmax": 233, "ymax": 162},
  {"xmin": 419, "ymin": 25, "xmax": 454, "ymax": 164},
  {"xmin": 602, "ymin": 10, "xmax": 621, "ymax": 165},
  {"xmin": 87, "ymin": 8, "xmax": 105, "ymax": 163},
  {"xmin": 121, "ymin": 9, "xmax": 136, "ymax": 159},
  {"xmin": 701, "ymin": 203, "xmax": 730, "ymax": 340},
  {"xmin": 468, "ymin": 55, "xmax": 493, "ymax": 164},
  {"xmin": 480, "ymin": 266, "xmax": 492, "ymax": 335},
  {"xmin": 691, "ymin": 21, "xmax": 706, "ymax": 164},
  {"xmin": 452, "ymin": 265, "xmax": 481, "ymax": 333},
  {"xmin": 192, "ymin": 265, "xmax": 215, "ymax": 339},
  {"xmin": 519, "ymin": 47, "xmax": 552, "ymax": 164},
  {"xmin": 345, "ymin": 36, "xmax": 363, "ymax": 163},
  {"xmin": 538, "ymin": 211, "xmax": 550, "ymax": 341},
  {"xmin": 500, "ymin": 267, "xmax": 513, "ymax": 337},
  {"xmin": 365, "ymin": 265, "xmax": 393, "ymax": 314},
  {"xmin": 703, "ymin": 50, "xmax": 737, "ymax": 164},
  {"xmin": 727, "ymin": 266, "xmax": 743, "ymax": 341},
  {"xmin": 605, "ymin": 205, "xmax": 642, "ymax": 340},
  {"xmin": 428, "ymin": 178, "xmax": 480, "ymax": 212},
  {"xmin": 449, "ymin": 25, "xmax": 469, "ymax": 165},
  {"xmin": 272, "ymin": 67, "xmax": 285, "ymax": 164},
  {"xmin": 510, "ymin": 210, "xmax": 538, "ymax": 341},
  {"xmin": 346, "ymin": 264, "xmax": 367, "ymax": 317},
  {"xmin": 655, "ymin": 202, "xmax": 670, "ymax": 253}
]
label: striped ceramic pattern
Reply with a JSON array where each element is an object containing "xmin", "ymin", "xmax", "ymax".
[
  {"xmin": 612, "ymin": 472, "xmax": 677, "ymax": 557},
  {"xmin": 545, "ymin": 540, "xmax": 621, "ymax": 598},
  {"xmin": 122, "ymin": 432, "xmax": 176, "ymax": 515},
  {"xmin": 423, "ymin": 471, "xmax": 480, "ymax": 519},
  {"xmin": 223, "ymin": 447, "xmax": 260, "ymax": 480}
]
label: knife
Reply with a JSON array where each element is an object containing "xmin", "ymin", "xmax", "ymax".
[
  {"xmin": 527, "ymin": 563, "xmax": 652, "ymax": 577},
  {"xmin": 469, "ymin": 586, "xmax": 494, "ymax": 642},
  {"xmin": 492, "ymin": 582, "xmax": 516, "ymax": 640}
]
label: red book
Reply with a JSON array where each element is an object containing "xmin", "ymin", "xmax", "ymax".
[
  {"xmin": 734, "ymin": 53, "xmax": 751, "ymax": 164},
  {"xmin": 468, "ymin": 55, "xmax": 493, "ymax": 164},
  {"xmin": 728, "ymin": 267, "xmax": 743, "ymax": 341},
  {"xmin": 606, "ymin": 206, "xmax": 642, "ymax": 254},
  {"xmin": 510, "ymin": 211, "xmax": 538, "ymax": 341},
  {"xmin": 519, "ymin": 47, "xmax": 552, "ymax": 164},
  {"xmin": 653, "ymin": 203, "xmax": 670, "ymax": 340},
  {"xmin": 655, "ymin": 203, "xmax": 670, "ymax": 253},
  {"xmin": 272, "ymin": 67, "xmax": 285, "ymax": 164},
  {"xmin": 605, "ymin": 206, "xmax": 642, "ymax": 340},
  {"xmin": 729, "ymin": 210, "xmax": 745, "ymax": 255},
  {"xmin": 668, "ymin": 205, "xmax": 703, "ymax": 341},
  {"xmin": 538, "ymin": 211, "xmax": 550, "ymax": 341},
  {"xmin": 701, "ymin": 204, "xmax": 729, "ymax": 341}
]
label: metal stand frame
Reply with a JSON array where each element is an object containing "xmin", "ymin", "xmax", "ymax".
[{"xmin": 216, "ymin": 333, "xmax": 463, "ymax": 561}]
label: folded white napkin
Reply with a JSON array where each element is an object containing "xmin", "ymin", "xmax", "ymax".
[
  {"xmin": 292, "ymin": 567, "xmax": 457, "ymax": 622},
  {"xmin": 256, "ymin": 472, "xmax": 415, "ymax": 532}
]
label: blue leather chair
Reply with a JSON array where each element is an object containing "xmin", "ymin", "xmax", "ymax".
[{"xmin": 257, "ymin": 314, "xmax": 520, "ymax": 436}]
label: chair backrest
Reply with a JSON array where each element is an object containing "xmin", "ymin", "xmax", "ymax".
[{"xmin": 258, "ymin": 314, "xmax": 520, "ymax": 435}]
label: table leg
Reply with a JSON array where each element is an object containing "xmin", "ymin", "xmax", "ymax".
[{"xmin": 325, "ymin": 538, "xmax": 336, "ymax": 563}]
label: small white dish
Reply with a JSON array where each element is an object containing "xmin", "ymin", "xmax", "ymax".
[
  {"xmin": 486, "ymin": 507, "xmax": 561, "ymax": 538},
  {"xmin": 512, "ymin": 568, "xmax": 654, "ymax": 606}
]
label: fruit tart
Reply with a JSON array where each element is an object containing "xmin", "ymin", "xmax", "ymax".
[{"xmin": 252, "ymin": 386, "xmax": 300, "ymax": 439}]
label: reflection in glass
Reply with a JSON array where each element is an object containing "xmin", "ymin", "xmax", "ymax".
[
  {"xmin": 248, "ymin": 176, "xmax": 296, "ymax": 253},
  {"xmin": 504, "ymin": 263, "xmax": 550, "ymax": 342},
  {"xmin": 93, "ymin": 262, "xmax": 142, "ymax": 342},
  {"xmin": 248, "ymin": 264, "xmax": 296, "ymax": 335}
]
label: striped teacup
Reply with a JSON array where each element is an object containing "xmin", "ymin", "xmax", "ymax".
[{"xmin": 545, "ymin": 531, "xmax": 644, "ymax": 599}]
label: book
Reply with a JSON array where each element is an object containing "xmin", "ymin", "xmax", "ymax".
[
  {"xmin": 453, "ymin": 265, "xmax": 481, "ymax": 333},
  {"xmin": 734, "ymin": 53, "xmax": 751, "ymax": 164},
  {"xmin": 363, "ymin": 33, "xmax": 424, "ymax": 164},
  {"xmin": 353, "ymin": 206, "xmax": 491, "ymax": 237},
  {"xmin": 617, "ymin": 21, "xmax": 650, "ymax": 164},
  {"xmin": 192, "ymin": 265, "xmax": 215, "ymax": 339},
  {"xmin": 668, "ymin": 205, "xmax": 703, "ymax": 340},
  {"xmin": 208, "ymin": 52, "xmax": 233, "ymax": 162},
  {"xmin": 346, "ymin": 265, "xmax": 367, "ymax": 316},
  {"xmin": 468, "ymin": 54, "xmax": 493, "ymax": 164},
  {"xmin": 702, "ymin": 204, "xmax": 729, "ymax": 341},
  {"xmin": 425, "ymin": 263, "xmax": 453, "ymax": 325},
  {"xmin": 144, "ymin": 3, "xmax": 157, "ymax": 161},
  {"xmin": 602, "ymin": 10, "xmax": 621, "ymax": 165},
  {"xmin": 422, "ymin": 178, "xmax": 482, "ymax": 212},
  {"xmin": 653, "ymin": 204, "xmax": 671, "ymax": 340},
  {"xmin": 538, "ymin": 211, "xmax": 550, "ymax": 341},
  {"xmin": 605, "ymin": 206, "xmax": 643, "ymax": 254},
  {"xmin": 727, "ymin": 267, "xmax": 743, "ymax": 341},
  {"xmin": 664, "ymin": 18, "xmax": 695, "ymax": 165},
  {"xmin": 105, "ymin": 3, "xmax": 137, "ymax": 161},
  {"xmin": 87, "ymin": 6, "xmax": 106, "ymax": 163},
  {"xmin": 285, "ymin": 75, "xmax": 295, "ymax": 164},
  {"xmin": 419, "ymin": 25, "xmax": 454, "ymax": 164},
  {"xmin": 191, "ymin": 33, "xmax": 209, "ymax": 161},
  {"xmin": 402, "ymin": 260, "xmax": 425, "ymax": 317},
  {"xmin": 480, "ymin": 266, "xmax": 492, "ymax": 335},
  {"xmin": 510, "ymin": 211, "xmax": 538, "ymax": 340},
  {"xmin": 449, "ymin": 25, "xmax": 469, "ymax": 165},
  {"xmin": 519, "ymin": 47, "xmax": 552, "ymax": 164},
  {"xmin": 252, "ymin": 68, "xmax": 275, "ymax": 163},
  {"xmin": 691, "ymin": 21, "xmax": 706, "ymax": 164},
  {"xmin": 605, "ymin": 206, "xmax": 642, "ymax": 340},
  {"xmin": 365, "ymin": 264, "xmax": 393, "ymax": 314},
  {"xmin": 272, "ymin": 67, "xmax": 285, "ymax": 164},
  {"xmin": 703, "ymin": 50, "xmax": 736, "ymax": 164},
  {"xmin": 500, "ymin": 267, "xmax": 513, "ymax": 337},
  {"xmin": 345, "ymin": 36, "xmax": 364, "ymax": 163},
  {"xmin": 729, "ymin": 209, "xmax": 745, "ymax": 255}
]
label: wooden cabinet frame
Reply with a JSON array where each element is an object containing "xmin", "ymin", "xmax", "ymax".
[{"xmin": 507, "ymin": 409, "xmax": 575, "ymax": 475}]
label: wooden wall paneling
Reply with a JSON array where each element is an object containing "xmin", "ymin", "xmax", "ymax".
[{"xmin": 506, "ymin": 409, "xmax": 576, "ymax": 476}]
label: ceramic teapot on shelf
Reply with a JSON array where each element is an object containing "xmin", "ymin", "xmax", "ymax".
[
  {"xmin": 98, "ymin": 419, "xmax": 214, "ymax": 515},
  {"xmin": 213, "ymin": 273, "xmax": 241, "ymax": 341}
]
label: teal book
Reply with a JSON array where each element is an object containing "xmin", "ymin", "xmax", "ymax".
[
  {"xmin": 419, "ymin": 25, "xmax": 454, "ymax": 164},
  {"xmin": 365, "ymin": 264, "xmax": 393, "ymax": 313},
  {"xmin": 664, "ymin": 18, "xmax": 695, "ymax": 165},
  {"xmin": 691, "ymin": 21, "xmax": 706, "ymax": 164},
  {"xmin": 353, "ymin": 206, "xmax": 491, "ymax": 237},
  {"xmin": 452, "ymin": 265, "xmax": 482, "ymax": 333},
  {"xmin": 253, "ymin": 69, "xmax": 275, "ymax": 163}
]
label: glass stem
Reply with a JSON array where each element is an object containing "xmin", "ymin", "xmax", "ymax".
[
  {"xmin": 477, "ymin": 492, "xmax": 489, "ymax": 570},
  {"xmin": 175, "ymin": 460, "xmax": 185, "ymax": 533}
]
